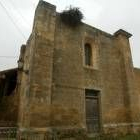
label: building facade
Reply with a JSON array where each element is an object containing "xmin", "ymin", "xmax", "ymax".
[{"xmin": 0, "ymin": 0, "xmax": 140, "ymax": 139}]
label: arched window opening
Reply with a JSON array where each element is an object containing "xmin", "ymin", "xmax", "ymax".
[{"xmin": 84, "ymin": 43, "xmax": 92, "ymax": 66}]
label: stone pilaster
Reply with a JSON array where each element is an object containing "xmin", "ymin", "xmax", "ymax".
[
  {"xmin": 18, "ymin": 0, "xmax": 56, "ymax": 139},
  {"xmin": 114, "ymin": 29, "xmax": 136, "ymax": 131}
]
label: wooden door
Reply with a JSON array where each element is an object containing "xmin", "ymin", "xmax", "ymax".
[{"xmin": 86, "ymin": 90, "xmax": 100, "ymax": 133}]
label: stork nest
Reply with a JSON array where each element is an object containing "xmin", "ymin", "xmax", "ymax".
[{"xmin": 60, "ymin": 7, "xmax": 83, "ymax": 27}]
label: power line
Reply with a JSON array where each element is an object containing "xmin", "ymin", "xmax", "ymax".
[
  {"xmin": 0, "ymin": 56, "xmax": 18, "ymax": 58},
  {"xmin": 7, "ymin": 0, "xmax": 30, "ymax": 25},
  {"xmin": 0, "ymin": 1, "xmax": 26, "ymax": 39},
  {"xmin": 29, "ymin": 0, "xmax": 38, "ymax": 8}
]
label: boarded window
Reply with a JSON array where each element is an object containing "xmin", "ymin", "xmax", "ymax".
[
  {"xmin": 84, "ymin": 43, "xmax": 92, "ymax": 66},
  {"xmin": 85, "ymin": 89, "xmax": 100, "ymax": 133}
]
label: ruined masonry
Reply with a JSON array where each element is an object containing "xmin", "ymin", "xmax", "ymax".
[{"xmin": 0, "ymin": 0, "xmax": 140, "ymax": 139}]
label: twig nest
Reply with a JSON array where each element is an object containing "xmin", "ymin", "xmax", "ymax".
[{"xmin": 60, "ymin": 6, "xmax": 83, "ymax": 28}]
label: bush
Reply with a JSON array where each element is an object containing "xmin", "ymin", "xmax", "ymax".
[{"xmin": 60, "ymin": 6, "xmax": 83, "ymax": 27}]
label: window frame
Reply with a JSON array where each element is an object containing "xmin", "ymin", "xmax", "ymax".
[
  {"xmin": 84, "ymin": 43, "xmax": 93, "ymax": 66},
  {"xmin": 83, "ymin": 39, "xmax": 99, "ymax": 70}
]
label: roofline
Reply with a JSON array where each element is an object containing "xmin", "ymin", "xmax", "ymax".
[
  {"xmin": 0, "ymin": 68, "xmax": 18, "ymax": 74},
  {"xmin": 114, "ymin": 29, "xmax": 132, "ymax": 38},
  {"xmin": 134, "ymin": 67, "xmax": 140, "ymax": 71},
  {"xmin": 83, "ymin": 22, "xmax": 113, "ymax": 37}
]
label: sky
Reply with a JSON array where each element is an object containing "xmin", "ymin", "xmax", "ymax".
[{"xmin": 0, "ymin": 0, "xmax": 140, "ymax": 70}]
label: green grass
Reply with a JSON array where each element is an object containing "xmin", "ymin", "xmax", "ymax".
[{"xmin": 88, "ymin": 134, "xmax": 140, "ymax": 140}]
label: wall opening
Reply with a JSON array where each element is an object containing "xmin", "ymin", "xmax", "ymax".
[
  {"xmin": 0, "ymin": 69, "xmax": 17, "ymax": 98},
  {"xmin": 85, "ymin": 89, "xmax": 100, "ymax": 134},
  {"xmin": 84, "ymin": 43, "xmax": 92, "ymax": 66}
]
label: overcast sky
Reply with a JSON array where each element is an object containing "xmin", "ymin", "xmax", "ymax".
[{"xmin": 0, "ymin": 0, "xmax": 140, "ymax": 70}]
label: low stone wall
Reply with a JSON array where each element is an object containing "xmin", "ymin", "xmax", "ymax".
[
  {"xmin": 18, "ymin": 127, "xmax": 87, "ymax": 140},
  {"xmin": 0, "ymin": 127, "xmax": 17, "ymax": 139},
  {"xmin": 103, "ymin": 122, "xmax": 140, "ymax": 135}
]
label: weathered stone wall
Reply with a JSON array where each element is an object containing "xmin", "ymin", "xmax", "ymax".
[
  {"xmin": 52, "ymin": 14, "xmax": 139, "ymax": 135},
  {"xmin": 0, "ymin": 0, "xmax": 140, "ymax": 139},
  {"xmin": 27, "ymin": 1, "xmax": 56, "ymax": 128},
  {"xmin": 17, "ymin": 39, "xmax": 35, "ymax": 128},
  {"xmin": 99, "ymin": 35, "xmax": 129, "ymax": 124},
  {"xmin": 18, "ymin": 2, "xmax": 57, "ymax": 139},
  {"xmin": 17, "ymin": 0, "xmax": 140, "ymax": 139},
  {"xmin": 133, "ymin": 68, "xmax": 140, "ymax": 121},
  {"xmin": 52, "ymin": 16, "xmax": 85, "ymax": 129},
  {"xmin": 132, "ymin": 68, "xmax": 140, "ymax": 133}
]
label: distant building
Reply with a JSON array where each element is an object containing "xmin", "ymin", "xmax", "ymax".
[{"xmin": 0, "ymin": 0, "xmax": 140, "ymax": 139}]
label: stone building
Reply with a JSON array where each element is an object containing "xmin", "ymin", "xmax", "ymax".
[{"xmin": 0, "ymin": 0, "xmax": 140, "ymax": 139}]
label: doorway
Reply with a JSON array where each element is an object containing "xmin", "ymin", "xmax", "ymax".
[{"xmin": 85, "ymin": 89, "xmax": 100, "ymax": 134}]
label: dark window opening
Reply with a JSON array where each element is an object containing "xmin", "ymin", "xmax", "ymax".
[
  {"xmin": 84, "ymin": 43, "xmax": 92, "ymax": 66},
  {"xmin": 85, "ymin": 89, "xmax": 100, "ymax": 134},
  {"xmin": 0, "ymin": 69, "xmax": 17, "ymax": 97}
]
